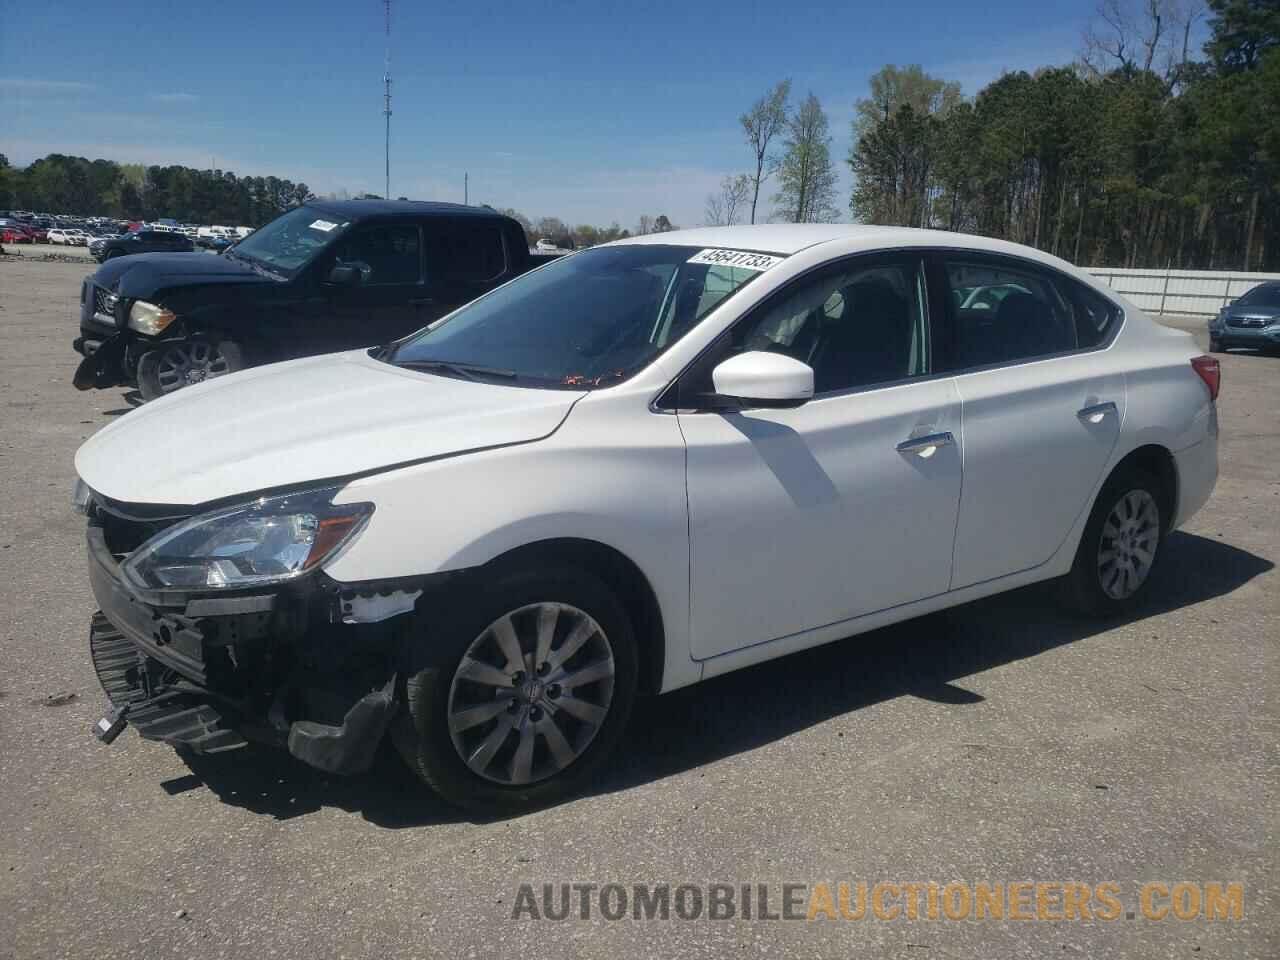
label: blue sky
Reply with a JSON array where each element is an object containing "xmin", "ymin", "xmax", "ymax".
[{"xmin": 2, "ymin": 0, "xmax": 1097, "ymax": 227}]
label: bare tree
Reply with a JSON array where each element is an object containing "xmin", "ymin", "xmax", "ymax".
[
  {"xmin": 1082, "ymin": 0, "xmax": 1190, "ymax": 77},
  {"xmin": 704, "ymin": 174, "xmax": 752, "ymax": 226},
  {"xmin": 740, "ymin": 80, "xmax": 791, "ymax": 225},
  {"xmin": 636, "ymin": 215, "xmax": 654, "ymax": 236}
]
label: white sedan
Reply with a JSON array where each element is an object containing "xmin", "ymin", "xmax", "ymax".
[{"xmin": 73, "ymin": 225, "xmax": 1218, "ymax": 811}]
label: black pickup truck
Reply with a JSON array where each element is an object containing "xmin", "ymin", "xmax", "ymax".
[{"xmin": 74, "ymin": 200, "xmax": 557, "ymax": 400}]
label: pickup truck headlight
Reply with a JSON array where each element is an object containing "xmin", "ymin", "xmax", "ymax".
[
  {"xmin": 128, "ymin": 300, "xmax": 177, "ymax": 336},
  {"xmin": 121, "ymin": 485, "xmax": 374, "ymax": 590}
]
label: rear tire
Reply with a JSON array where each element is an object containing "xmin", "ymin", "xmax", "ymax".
[
  {"xmin": 1061, "ymin": 466, "xmax": 1166, "ymax": 616},
  {"xmin": 1209, "ymin": 336, "xmax": 1223, "ymax": 353},
  {"xmin": 394, "ymin": 566, "xmax": 638, "ymax": 813}
]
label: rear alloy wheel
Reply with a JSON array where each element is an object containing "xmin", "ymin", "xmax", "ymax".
[
  {"xmin": 395, "ymin": 567, "xmax": 637, "ymax": 812},
  {"xmin": 1062, "ymin": 467, "xmax": 1164, "ymax": 615},
  {"xmin": 137, "ymin": 338, "xmax": 243, "ymax": 401}
]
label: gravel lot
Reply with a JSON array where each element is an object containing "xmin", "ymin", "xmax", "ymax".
[{"xmin": 1, "ymin": 257, "xmax": 1275, "ymax": 959}]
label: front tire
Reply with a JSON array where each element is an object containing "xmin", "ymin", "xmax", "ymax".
[
  {"xmin": 1209, "ymin": 336, "xmax": 1223, "ymax": 353},
  {"xmin": 395, "ymin": 566, "xmax": 638, "ymax": 812},
  {"xmin": 137, "ymin": 338, "xmax": 244, "ymax": 401},
  {"xmin": 1061, "ymin": 466, "xmax": 1165, "ymax": 616}
]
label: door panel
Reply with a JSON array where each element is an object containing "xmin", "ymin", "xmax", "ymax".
[
  {"xmin": 679, "ymin": 377, "xmax": 963, "ymax": 660},
  {"xmin": 950, "ymin": 358, "xmax": 1125, "ymax": 588}
]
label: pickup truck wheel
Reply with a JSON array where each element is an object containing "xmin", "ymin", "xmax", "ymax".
[
  {"xmin": 1061, "ymin": 466, "xmax": 1164, "ymax": 616},
  {"xmin": 394, "ymin": 566, "xmax": 637, "ymax": 812},
  {"xmin": 137, "ymin": 338, "xmax": 244, "ymax": 401}
]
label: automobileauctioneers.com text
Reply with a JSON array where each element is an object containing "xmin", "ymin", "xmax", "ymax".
[{"xmin": 511, "ymin": 881, "xmax": 1244, "ymax": 923}]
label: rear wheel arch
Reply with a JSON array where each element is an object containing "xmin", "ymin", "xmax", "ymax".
[
  {"xmin": 1107, "ymin": 444, "xmax": 1178, "ymax": 533},
  {"xmin": 460, "ymin": 538, "xmax": 667, "ymax": 695}
]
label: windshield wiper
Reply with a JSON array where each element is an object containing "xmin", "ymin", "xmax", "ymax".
[{"xmin": 395, "ymin": 359, "xmax": 519, "ymax": 382}]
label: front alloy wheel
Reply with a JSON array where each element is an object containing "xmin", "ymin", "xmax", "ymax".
[
  {"xmin": 138, "ymin": 338, "xmax": 243, "ymax": 401},
  {"xmin": 448, "ymin": 603, "xmax": 616, "ymax": 786},
  {"xmin": 396, "ymin": 566, "xmax": 637, "ymax": 812}
]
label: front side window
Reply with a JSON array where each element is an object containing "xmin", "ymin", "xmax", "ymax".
[
  {"xmin": 388, "ymin": 244, "xmax": 773, "ymax": 386},
  {"xmin": 722, "ymin": 258, "xmax": 931, "ymax": 394},
  {"xmin": 333, "ymin": 224, "xmax": 422, "ymax": 285}
]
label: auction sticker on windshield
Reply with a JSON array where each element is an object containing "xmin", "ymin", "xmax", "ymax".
[
  {"xmin": 687, "ymin": 249, "xmax": 784, "ymax": 271},
  {"xmin": 309, "ymin": 219, "xmax": 339, "ymax": 232}
]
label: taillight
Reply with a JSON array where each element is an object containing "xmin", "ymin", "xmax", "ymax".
[{"xmin": 1191, "ymin": 355, "xmax": 1220, "ymax": 401}]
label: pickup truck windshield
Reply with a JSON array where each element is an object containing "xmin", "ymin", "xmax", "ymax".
[
  {"xmin": 389, "ymin": 244, "xmax": 776, "ymax": 386},
  {"xmin": 231, "ymin": 205, "xmax": 349, "ymax": 276}
]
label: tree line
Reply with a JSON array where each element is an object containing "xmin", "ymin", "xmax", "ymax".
[
  {"xmin": 496, "ymin": 210, "xmax": 678, "ymax": 249},
  {"xmin": 0, "ymin": 153, "xmax": 315, "ymax": 227},
  {"xmin": 712, "ymin": 0, "xmax": 1279, "ymax": 271}
]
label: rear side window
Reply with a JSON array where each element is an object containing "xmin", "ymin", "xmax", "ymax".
[
  {"xmin": 1058, "ymin": 279, "xmax": 1121, "ymax": 348},
  {"xmin": 424, "ymin": 220, "xmax": 507, "ymax": 284},
  {"xmin": 944, "ymin": 260, "xmax": 1077, "ymax": 368}
]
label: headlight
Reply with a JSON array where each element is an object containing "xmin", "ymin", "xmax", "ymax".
[
  {"xmin": 121, "ymin": 485, "xmax": 373, "ymax": 591},
  {"xmin": 128, "ymin": 300, "xmax": 176, "ymax": 336},
  {"xmin": 72, "ymin": 477, "xmax": 92, "ymax": 515}
]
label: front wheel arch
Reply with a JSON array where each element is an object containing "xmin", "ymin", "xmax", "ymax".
[{"xmin": 439, "ymin": 538, "xmax": 667, "ymax": 697}]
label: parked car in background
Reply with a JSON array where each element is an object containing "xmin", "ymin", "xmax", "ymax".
[
  {"xmin": 1209, "ymin": 281, "xmax": 1280, "ymax": 353},
  {"xmin": 72, "ymin": 224, "xmax": 1219, "ymax": 811},
  {"xmin": 73, "ymin": 200, "xmax": 560, "ymax": 400},
  {"xmin": 47, "ymin": 229, "xmax": 74, "ymax": 245},
  {"xmin": 195, "ymin": 233, "xmax": 233, "ymax": 252},
  {"xmin": 89, "ymin": 229, "xmax": 195, "ymax": 263},
  {"xmin": 1, "ymin": 224, "xmax": 34, "ymax": 243}
]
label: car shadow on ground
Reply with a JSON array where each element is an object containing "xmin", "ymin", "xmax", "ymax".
[{"xmin": 174, "ymin": 531, "xmax": 1271, "ymax": 828}]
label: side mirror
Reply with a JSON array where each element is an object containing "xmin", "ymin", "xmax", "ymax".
[
  {"xmin": 326, "ymin": 264, "xmax": 363, "ymax": 287},
  {"xmin": 711, "ymin": 351, "xmax": 814, "ymax": 408}
]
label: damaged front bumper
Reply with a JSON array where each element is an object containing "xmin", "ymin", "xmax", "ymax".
[{"xmin": 86, "ymin": 516, "xmax": 418, "ymax": 775}]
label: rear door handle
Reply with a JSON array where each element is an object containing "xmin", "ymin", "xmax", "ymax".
[
  {"xmin": 1077, "ymin": 401, "xmax": 1117, "ymax": 424},
  {"xmin": 896, "ymin": 431, "xmax": 955, "ymax": 457}
]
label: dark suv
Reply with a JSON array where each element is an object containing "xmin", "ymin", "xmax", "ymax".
[
  {"xmin": 73, "ymin": 200, "xmax": 557, "ymax": 400},
  {"xmin": 89, "ymin": 229, "xmax": 195, "ymax": 262}
]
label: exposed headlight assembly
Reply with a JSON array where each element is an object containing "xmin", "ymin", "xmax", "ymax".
[
  {"xmin": 121, "ymin": 485, "xmax": 373, "ymax": 591},
  {"xmin": 127, "ymin": 300, "xmax": 176, "ymax": 336}
]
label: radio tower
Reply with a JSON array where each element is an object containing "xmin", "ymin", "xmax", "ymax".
[{"xmin": 382, "ymin": 0, "xmax": 392, "ymax": 199}]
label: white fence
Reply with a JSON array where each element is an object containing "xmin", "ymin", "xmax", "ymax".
[{"xmin": 1087, "ymin": 267, "xmax": 1280, "ymax": 318}]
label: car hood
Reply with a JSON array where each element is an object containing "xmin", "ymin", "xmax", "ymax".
[
  {"xmin": 75, "ymin": 350, "xmax": 587, "ymax": 506},
  {"xmin": 92, "ymin": 252, "xmax": 274, "ymax": 299},
  {"xmin": 1225, "ymin": 304, "xmax": 1280, "ymax": 321}
]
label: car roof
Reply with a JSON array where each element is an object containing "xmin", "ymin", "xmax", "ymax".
[
  {"xmin": 608, "ymin": 223, "xmax": 1081, "ymax": 271},
  {"xmin": 304, "ymin": 199, "xmax": 508, "ymax": 221}
]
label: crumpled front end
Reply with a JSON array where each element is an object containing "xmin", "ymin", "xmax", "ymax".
[{"xmin": 84, "ymin": 493, "xmax": 425, "ymax": 775}]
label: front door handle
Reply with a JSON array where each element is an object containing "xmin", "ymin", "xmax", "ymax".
[
  {"xmin": 896, "ymin": 431, "xmax": 955, "ymax": 458},
  {"xmin": 1077, "ymin": 401, "xmax": 1117, "ymax": 424}
]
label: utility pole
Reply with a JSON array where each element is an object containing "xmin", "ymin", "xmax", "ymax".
[
  {"xmin": 383, "ymin": 0, "xmax": 392, "ymax": 200},
  {"xmin": 464, "ymin": 172, "xmax": 468, "ymax": 205}
]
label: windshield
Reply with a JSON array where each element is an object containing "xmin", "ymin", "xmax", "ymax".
[
  {"xmin": 230, "ymin": 205, "xmax": 350, "ymax": 276},
  {"xmin": 1238, "ymin": 283, "xmax": 1280, "ymax": 309},
  {"xmin": 389, "ymin": 244, "xmax": 775, "ymax": 386}
]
